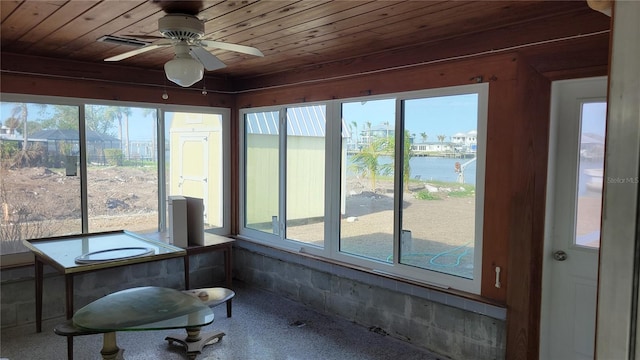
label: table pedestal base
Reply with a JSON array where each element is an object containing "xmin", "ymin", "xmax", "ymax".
[
  {"xmin": 165, "ymin": 327, "xmax": 225, "ymax": 360},
  {"xmin": 100, "ymin": 332, "xmax": 125, "ymax": 360}
]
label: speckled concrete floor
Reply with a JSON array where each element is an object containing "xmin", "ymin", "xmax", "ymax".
[{"xmin": 0, "ymin": 282, "xmax": 444, "ymax": 360}]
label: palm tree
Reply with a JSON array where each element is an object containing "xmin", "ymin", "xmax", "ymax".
[
  {"xmin": 364, "ymin": 121, "xmax": 372, "ymax": 145},
  {"xmin": 350, "ymin": 120, "xmax": 358, "ymax": 148},
  {"xmin": 381, "ymin": 130, "xmax": 413, "ymax": 191},
  {"xmin": 5, "ymin": 103, "xmax": 45, "ymax": 167},
  {"xmin": 420, "ymin": 132, "xmax": 428, "ymax": 143},
  {"xmin": 105, "ymin": 107, "xmax": 133, "ymax": 160},
  {"xmin": 437, "ymin": 134, "xmax": 446, "ymax": 143},
  {"xmin": 349, "ymin": 136, "xmax": 388, "ymax": 191},
  {"xmin": 11, "ymin": 103, "xmax": 29, "ymax": 154}
]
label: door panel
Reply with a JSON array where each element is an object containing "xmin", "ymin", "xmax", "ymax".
[{"xmin": 541, "ymin": 77, "xmax": 606, "ymax": 360}]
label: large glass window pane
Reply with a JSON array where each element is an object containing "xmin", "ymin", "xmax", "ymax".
[
  {"xmin": 400, "ymin": 94, "xmax": 479, "ymax": 279},
  {"xmin": 244, "ymin": 110, "xmax": 280, "ymax": 234},
  {"xmin": 165, "ymin": 111, "xmax": 224, "ymax": 230},
  {"xmin": 340, "ymin": 99, "xmax": 395, "ymax": 262},
  {"xmin": 1, "ymin": 102, "xmax": 82, "ymax": 254},
  {"xmin": 285, "ymin": 105, "xmax": 326, "ymax": 246},
  {"xmin": 85, "ymin": 105, "xmax": 158, "ymax": 233},
  {"xmin": 575, "ymin": 102, "xmax": 606, "ymax": 248}
]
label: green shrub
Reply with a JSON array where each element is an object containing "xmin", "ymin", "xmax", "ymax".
[
  {"xmin": 415, "ymin": 190, "xmax": 441, "ymax": 200},
  {"xmin": 104, "ymin": 149, "xmax": 123, "ymax": 166},
  {"xmin": 448, "ymin": 184, "xmax": 475, "ymax": 198}
]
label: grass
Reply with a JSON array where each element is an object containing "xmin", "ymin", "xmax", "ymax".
[{"xmin": 415, "ymin": 181, "xmax": 475, "ymax": 200}]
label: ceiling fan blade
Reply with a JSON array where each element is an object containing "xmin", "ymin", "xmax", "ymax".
[
  {"xmin": 104, "ymin": 43, "xmax": 170, "ymax": 61},
  {"xmin": 123, "ymin": 34, "xmax": 165, "ymax": 40},
  {"xmin": 199, "ymin": 40, "xmax": 264, "ymax": 57},
  {"xmin": 190, "ymin": 46, "xmax": 226, "ymax": 71}
]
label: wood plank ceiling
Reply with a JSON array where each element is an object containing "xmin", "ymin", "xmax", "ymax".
[{"xmin": 1, "ymin": 0, "xmax": 611, "ymax": 90}]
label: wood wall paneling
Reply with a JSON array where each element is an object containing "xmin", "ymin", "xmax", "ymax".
[
  {"xmin": 235, "ymin": 53, "xmax": 518, "ymax": 108},
  {"xmin": 504, "ymin": 55, "xmax": 551, "ymax": 360},
  {"xmin": 482, "ymin": 74, "xmax": 517, "ymax": 303},
  {"xmin": 0, "ymin": 53, "xmax": 233, "ymax": 102},
  {"xmin": 0, "ymin": 72, "xmax": 233, "ymax": 108}
]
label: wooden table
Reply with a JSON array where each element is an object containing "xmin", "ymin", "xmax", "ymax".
[
  {"xmin": 23, "ymin": 230, "xmax": 187, "ymax": 333},
  {"xmin": 182, "ymin": 233, "xmax": 235, "ymax": 290},
  {"xmin": 144, "ymin": 232, "xmax": 234, "ymax": 287},
  {"xmin": 148, "ymin": 232, "xmax": 236, "ymax": 321},
  {"xmin": 24, "ymin": 231, "xmax": 235, "ymax": 333}
]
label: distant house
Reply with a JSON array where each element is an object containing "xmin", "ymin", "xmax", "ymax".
[
  {"xmin": 451, "ymin": 130, "xmax": 478, "ymax": 153},
  {"xmin": 411, "ymin": 142, "xmax": 454, "ymax": 153},
  {"xmin": 30, "ymin": 129, "xmax": 120, "ymax": 164},
  {"xmin": 0, "ymin": 125, "xmax": 17, "ymax": 138}
]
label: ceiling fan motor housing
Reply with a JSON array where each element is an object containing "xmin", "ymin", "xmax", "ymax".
[{"xmin": 158, "ymin": 14, "xmax": 204, "ymax": 41}]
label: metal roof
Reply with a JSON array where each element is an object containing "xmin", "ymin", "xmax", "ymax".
[{"xmin": 245, "ymin": 105, "xmax": 349, "ymax": 137}]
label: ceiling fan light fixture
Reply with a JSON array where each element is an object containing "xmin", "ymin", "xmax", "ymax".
[{"xmin": 164, "ymin": 55, "xmax": 204, "ymax": 87}]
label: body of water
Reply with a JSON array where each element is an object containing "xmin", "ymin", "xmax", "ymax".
[
  {"xmin": 409, "ymin": 156, "xmax": 477, "ymax": 185},
  {"xmin": 354, "ymin": 155, "xmax": 478, "ymax": 186}
]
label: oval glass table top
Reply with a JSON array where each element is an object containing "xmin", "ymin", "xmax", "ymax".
[
  {"xmin": 74, "ymin": 247, "xmax": 155, "ymax": 264},
  {"xmin": 73, "ymin": 287, "xmax": 214, "ymax": 332},
  {"xmin": 23, "ymin": 230, "xmax": 186, "ymax": 273}
]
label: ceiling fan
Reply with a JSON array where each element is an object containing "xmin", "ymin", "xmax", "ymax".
[{"xmin": 104, "ymin": 13, "xmax": 264, "ymax": 87}]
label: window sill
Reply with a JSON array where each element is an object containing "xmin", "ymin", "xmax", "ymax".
[{"xmin": 1, "ymin": 252, "xmax": 35, "ymax": 269}]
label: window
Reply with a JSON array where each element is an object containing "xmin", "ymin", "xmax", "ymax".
[
  {"xmin": 340, "ymin": 99, "xmax": 395, "ymax": 262},
  {"xmin": 575, "ymin": 102, "xmax": 606, "ymax": 248},
  {"xmin": 165, "ymin": 110, "xmax": 229, "ymax": 232},
  {"xmin": 243, "ymin": 109, "xmax": 280, "ymax": 235},
  {"xmin": 285, "ymin": 105, "xmax": 326, "ymax": 246},
  {"xmin": 240, "ymin": 84, "xmax": 487, "ymax": 293},
  {"xmin": 399, "ymin": 93, "xmax": 484, "ymax": 289},
  {"xmin": 0, "ymin": 101, "xmax": 82, "ymax": 255},
  {"xmin": 85, "ymin": 104, "xmax": 158, "ymax": 234},
  {"xmin": 1, "ymin": 95, "xmax": 230, "ymax": 262},
  {"xmin": 242, "ymin": 105, "xmax": 327, "ymax": 245}
]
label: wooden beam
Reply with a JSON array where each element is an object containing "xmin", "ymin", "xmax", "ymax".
[
  {"xmin": 0, "ymin": 52, "xmax": 234, "ymax": 94},
  {"xmin": 503, "ymin": 55, "xmax": 551, "ymax": 360}
]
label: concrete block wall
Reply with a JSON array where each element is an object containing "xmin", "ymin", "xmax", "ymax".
[
  {"xmin": 233, "ymin": 240, "xmax": 506, "ymax": 360},
  {"xmin": 0, "ymin": 252, "xmax": 225, "ymax": 329}
]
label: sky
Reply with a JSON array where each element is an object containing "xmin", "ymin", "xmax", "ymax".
[
  {"xmin": 581, "ymin": 102, "xmax": 607, "ymax": 136},
  {"xmin": 2, "ymin": 96, "xmax": 606, "ymax": 143},
  {"xmin": 342, "ymin": 94, "xmax": 479, "ymax": 141},
  {"xmin": 0, "ymin": 102, "xmax": 157, "ymax": 141}
]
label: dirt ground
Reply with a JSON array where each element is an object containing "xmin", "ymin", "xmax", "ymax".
[
  {"xmin": 2, "ymin": 166, "xmax": 478, "ymax": 275},
  {"xmin": 1, "ymin": 166, "xmax": 159, "ymax": 241},
  {"xmin": 3, "ymin": 165, "xmax": 601, "ymax": 277}
]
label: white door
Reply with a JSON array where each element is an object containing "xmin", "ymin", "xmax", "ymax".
[
  {"xmin": 178, "ymin": 134, "xmax": 209, "ymax": 222},
  {"xmin": 540, "ymin": 77, "xmax": 607, "ymax": 360}
]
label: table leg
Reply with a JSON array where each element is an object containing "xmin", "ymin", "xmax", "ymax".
[
  {"xmin": 225, "ymin": 245, "xmax": 232, "ymax": 288},
  {"xmin": 225, "ymin": 246, "xmax": 233, "ymax": 317},
  {"xmin": 65, "ymin": 274, "xmax": 74, "ymax": 319},
  {"xmin": 65, "ymin": 275, "xmax": 75, "ymax": 360},
  {"xmin": 35, "ymin": 258, "xmax": 43, "ymax": 333},
  {"xmin": 184, "ymin": 254, "xmax": 191, "ymax": 290},
  {"xmin": 100, "ymin": 332, "xmax": 124, "ymax": 360}
]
